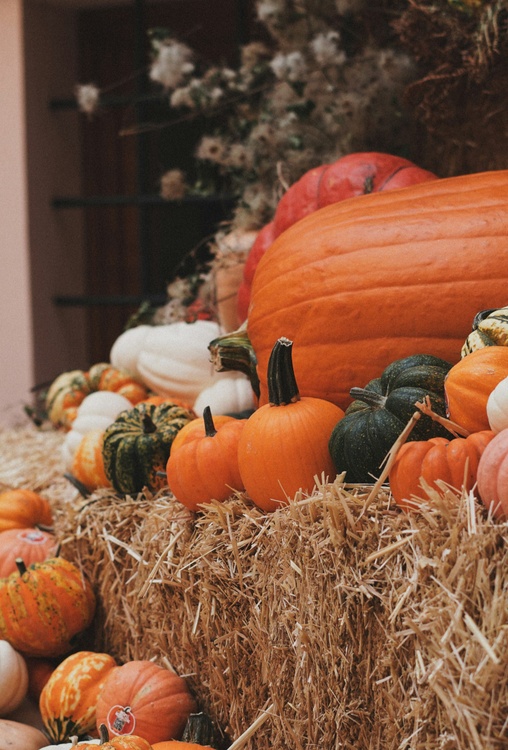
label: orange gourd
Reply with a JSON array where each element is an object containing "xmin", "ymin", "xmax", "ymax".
[
  {"xmin": 80, "ymin": 724, "xmax": 153, "ymax": 749},
  {"xmin": 0, "ymin": 527, "xmax": 57, "ymax": 578},
  {"xmin": 0, "ymin": 557, "xmax": 96, "ymax": 657},
  {"xmin": 444, "ymin": 347, "xmax": 508, "ymax": 433},
  {"xmin": 95, "ymin": 660, "xmax": 197, "ymax": 745},
  {"xmin": 245, "ymin": 170, "xmax": 508, "ymax": 410},
  {"xmin": 389, "ymin": 430, "xmax": 495, "ymax": 511},
  {"xmin": 166, "ymin": 407, "xmax": 247, "ymax": 511},
  {"xmin": 40, "ymin": 650, "xmax": 118, "ymax": 742},
  {"xmin": 237, "ymin": 337, "xmax": 344, "ymax": 512},
  {"xmin": 70, "ymin": 429, "xmax": 112, "ymax": 493},
  {"xmin": 0, "ymin": 489, "xmax": 53, "ymax": 532},
  {"xmin": 476, "ymin": 428, "xmax": 508, "ymax": 520}
]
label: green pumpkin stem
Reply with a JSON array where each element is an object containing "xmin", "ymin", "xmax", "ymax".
[
  {"xmin": 349, "ymin": 387, "xmax": 387, "ymax": 408},
  {"xmin": 142, "ymin": 413, "xmax": 158, "ymax": 434},
  {"xmin": 15, "ymin": 558, "xmax": 27, "ymax": 576},
  {"xmin": 203, "ymin": 406, "xmax": 217, "ymax": 437},
  {"xmin": 268, "ymin": 337, "xmax": 300, "ymax": 406},
  {"xmin": 208, "ymin": 323, "xmax": 260, "ymax": 399}
]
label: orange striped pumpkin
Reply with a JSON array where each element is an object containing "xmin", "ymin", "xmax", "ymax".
[
  {"xmin": 246, "ymin": 170, "xmax": 508, "ymax": 410},
  {"xmin": 0, "ymin": 489, "xmax": 53, "ymax": 532},
  {"xmin": 40, "ymin": 650, "xmax": 117, "ymax": 741},
  {"xmin": 0, "ymin": 557, "xmax": 96, "ymax": 657}
]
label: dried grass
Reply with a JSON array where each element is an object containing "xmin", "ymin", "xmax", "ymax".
[{"xmin": 1, "ymin": 424, "xmax": 507, "ymax": 749}]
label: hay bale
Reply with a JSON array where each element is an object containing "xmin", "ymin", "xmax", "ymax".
[{"xmin": 0, "ymin": 424, "xmax": 506, "ymax": 749}]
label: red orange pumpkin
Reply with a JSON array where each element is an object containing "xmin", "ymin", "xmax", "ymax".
[
  {"xmin": 476, "ymin": 428, "xmax": 508, "ymax": 520},
  {"xmin": 0, "ymin": 527, "xmax": 56, "ymax": 578},
  {"xmin": 245, "ymin": 170, "xmax": 508, "ymax": 410}
]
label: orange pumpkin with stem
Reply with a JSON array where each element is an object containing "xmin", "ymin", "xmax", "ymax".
[
  {"xmin": 40, "ymin": 650, "xmax": 118, "ymax": 742},
  {"xmin": 79, "ymin": 724, "xmax": 153, "ymax": 749},
  {"xmin": 0, "ymin": 557, "xmax": 96, "ymax": 657},
  {"xmin": 95, "ymin": 660, "xmax": 197, "ymax": 745},
  {"xmin": 444, "ymin": 347, "xmax": 508, "ymax": 433},
  {"xmin": 166, "ymin": 406, "xmax": 247, "ymax": 511},
  {"xmin": 389, "ymin": 430, "xmax": 495, "ymax": 511},
  {"xmin": 237, "ymin": 337, "xmax": 345, "ymax": 512}
]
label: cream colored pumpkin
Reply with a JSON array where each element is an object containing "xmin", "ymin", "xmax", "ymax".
[
  {"xmin": 61, "ymin": 391, "xmax": 133, "ymax": 468},
  {"xmin": 193, "ymin": 372, "xmax": 255, "ymax": 416},
  {"xmin": 109, "ymin": 325, "xmax": 152, "ymax": 380},
  {"xmin": 487, "ymin": 375, "xmax": 508, "ymax": 434},
  {"xmin": 136, "ymin": 320, "xmax": 229, "ymax": 402},
  {"xmin": 0, "ymin": 641, "xmax": 29, "ymax": 715},
  {"xmin": 0, "ymin": 719, "xmax": 48, "ymax": 750}
]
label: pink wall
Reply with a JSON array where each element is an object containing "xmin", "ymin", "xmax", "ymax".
[{"xmin": 0, "ymin": 0, "xmax": 87, "ymax": 423}]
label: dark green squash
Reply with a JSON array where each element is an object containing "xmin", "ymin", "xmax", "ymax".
[
  {"xmin": 102, "ymin": 401, "xmax": 194, "ymax": 495},
  {"xmin": 328, "ymin": 354, "xmax": 453, "ymax": 484}
]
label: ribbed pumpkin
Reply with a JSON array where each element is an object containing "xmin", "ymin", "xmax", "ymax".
[
  {"xmin": 80, "ymin": 725, "xmax": 151, "ymax": 749},
  {"xmin": 237, "ymin": 337, "xmax": 345, "ymax": 512},
  {"xmin": 242, "ymin": 170, "xmax": 508, "ymax": 410},
  {"xmin": 71, "ymin": 429, "xmax": 112, "ymax": 493},
  {"xmin": 328, "ymin": 354, "xmax": 453, "ymax": 483},
  {"xmin": 46, "ymin": 363, "xmax": 148, "ymax": 429},
  {"xmin": 476, "ymin": 428, "xmax": 508, "ymax": 520},
  {"xmin": 444, "ymin": 347, "xmax": 508, "ymax": 433},
  {"xmin": 40, "ymin": 651, "xmax": 118, "ymax": 741},
  {"xmin": 0, "ymin": 527, "xmax": 57, "ymax": 578},
  {"xmin": 389, "ymin": 430, "xmax": 495, "ymax": 511},
  {"xmin": 0, "ymin": 557, "xmax": 96, "ymax": 657},
  {"xmin": 166, "ymin": 406, "xmax": 247, "ymax": 511},
  {"xmin": 102, "ymin": 402, "xmax": 194, "ymax": 495},
  {"xmin": 236, "ymin": 152, "xmax": 437, "ymax": 323},
  {"xmin": 95, "ymin": 660, "xmax": 197, "ymax": 745},
  {"xmin": 0, "ymin": 489, "xmax": 53, "ymax": 532}
]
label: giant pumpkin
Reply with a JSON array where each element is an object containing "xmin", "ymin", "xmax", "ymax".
[{"xmin": 243, "ymin": 170, "xmax": 508, "ymax": 410}]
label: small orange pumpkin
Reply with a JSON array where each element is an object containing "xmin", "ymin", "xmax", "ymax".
[
  {"xmin": 95, "ymin": 660, "xmax": 197, "ymax": 745},
  {"xmin": 444, "ymin": 347, "xmax": 508, "ymax": 433},
  {"xmin": 80, "ymin": 724, "xmax": 153, "ymax": 749},
  {"xmin": 170, "ymin": 413, "xmax": 236, "ymax": 456},
  {"xmin": 70, "ymin": 429, "xmax": 112, "ymax": 493},
  {"xmin": 237, "ymin": 337, "xmax": 345, "ymax": 512},
  {"xmin": 0, "ymin": 557, "xmax": 96, "ymax": 657},
  {"xmin": 40, "ymin": 650, "xmax": 118, "ymax": 741},
  {"xmin": 166, "ymin": 407, "xmax": 247, "ymax": 511},
  {"xmin": 0, "ymin": 527, "xmax": 57, "ymax": 578},
  {"xmin": 0, "ymin": 489, "xmax": 53, "ymax": 532},
  {"xmin": 389, "ymin": 430, "xmax": 495, "ymax": 511}
]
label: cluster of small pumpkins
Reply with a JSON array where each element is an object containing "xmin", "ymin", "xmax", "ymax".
[{"xmin": 0, "ymin": 488, "xmax": 210, "ymax": 749}]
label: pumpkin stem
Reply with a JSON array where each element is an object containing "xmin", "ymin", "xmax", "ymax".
[
  {"xmin": 208, "ymin": 323, "xmax": 260, "ymax": 399},
  {"xmin": 98, "ymin": 723, "xmax": 110, "ymax": 744},
  {"xmin": 15, "ymin": 557, "xmax": 27, "ymax": 576},
  {"xmin": 142, "ymin": 413, "xmax": 158, "ymax": 434},
  {"xmin": 349, "ymin": 387, "xmax": 387, "ymax": 409},
  {"xmin": 203, "ymin": 406, "xmax": 217, "ymax": 437},
  {"xmin": 267, "ymin": 337, "xmax": 300, "ymax": 406}
]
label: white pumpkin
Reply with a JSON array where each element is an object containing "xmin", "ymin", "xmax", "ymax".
[
  {"xmin": 135, "ymin": 320, "xmax": 228, "ymax": 403},
  {"xmin": 109, "ymin": 324, "xmax": 152, "ymax": 379},
  {"xmin": 0, "ymin": 641, "xmax": 29, "ymax": 716},
  {"xmin": 61, "ymin": 391, "xmax": 133, "ymax": 468},
  {"xmin": 487, "ymin": 375, "xmax": 508, "ymax": 433},
  {"xmin": 193, "ymin": 372, "xmax": 255, "ymax": 416}
]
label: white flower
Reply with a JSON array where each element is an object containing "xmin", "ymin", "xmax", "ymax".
[
  {"xmin": 75, "ymin": 84, "xmax": 100, "ymax": 115},
  {"xmin": 310, "ymin": 31, "xmax": 345, "ymax": 67},
  {"xmin": 149, "ymin": 40, "xmax": 194, "ymax": 89},
  {"xmin": 256, "ymin": 0, "xmax": 284, "ymax": 22},
  {"xmin": 270, "ymin": 51, "xmax": 307, "ymax": 82}
]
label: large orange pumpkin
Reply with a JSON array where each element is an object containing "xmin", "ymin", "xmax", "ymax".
[
  {"xmin": 244, "ymin": 170, "xmax": 508, "ymax": 410},
  {"xmin": 95, "ymin": 660, "xmax": 197, "ymax": 745}
]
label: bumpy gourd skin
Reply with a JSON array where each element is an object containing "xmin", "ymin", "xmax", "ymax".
[
  {"xmin": 328, "ymin": 354, "xmax": 452, "ymax": 484},
  {"xmin": 102, "ymin": 402, "xmax": 194, "ymax": 495},
  {"xmin": 0, "ymin": 557, "xmax": 96, "ymax": 657}
]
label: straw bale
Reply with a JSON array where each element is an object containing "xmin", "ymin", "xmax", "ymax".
[{"xmin": 0, "ymin": 423, "xmax": 507, "ymax": 749}]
